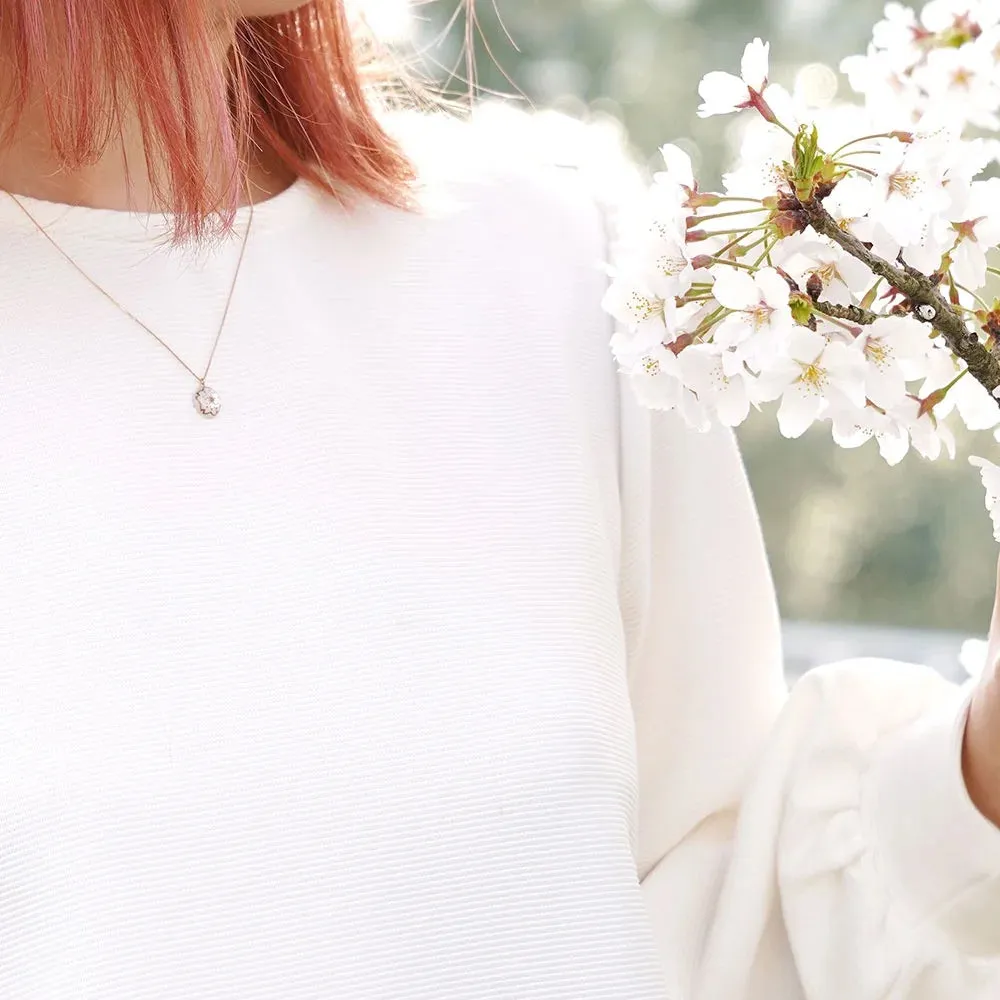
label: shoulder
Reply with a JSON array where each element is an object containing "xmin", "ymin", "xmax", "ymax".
[{"xmin": 380, "ymin": 103, "xmax": 647, "ymax": 285}]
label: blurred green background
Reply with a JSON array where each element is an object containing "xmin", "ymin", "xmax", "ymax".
[{"xmin": 395, "ymin": 0, "xmax": 998, "ymax": 644}]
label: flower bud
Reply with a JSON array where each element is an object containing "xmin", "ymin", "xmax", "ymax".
[
  {"xmin": 666, "ymin": 333, "xmax": 696, "ymax": 355},
  {"xmin": 806, "ymin": 273, "xmax": 824, "ymax": 302},
  {"xmin": 860, "ymin": 284, "xmax": 880, "ymax": 311},
  {"xmin": 951, "ymin": 220, "xmax": 980, "ymax": 242},
  {"xmin": 950, "ymin": 13, "xmax": 982, "ymax": 43},
  {"xmin": 814, "ymin": 179, "xmax": 837, "ymax": 200},
  {"xmin": 789, "ymin": 292, "xmax": 814, "ymax": 327},
  {"xmin": 690, "ymin": 254, "xmax": 715, "ymax": 270},
  {"xmin": 983, "ymin": 307, "xmax": 1000, "ymax": 340},
  {"xmin": 686, "ymin": 191, "xmax": 721, "ymax": 209},
  {"xmin": 749, "ymin": 89, "xmax": 780, "ymax": 126},
  {"xmin": 769, "ymin": 209, "xmax": 808, "ymax": 237},
  {"xmin": 918, "ymin": 388, "xmax": 948, "ymax": 418},
  {"xmin": 685, "ymin": 229, "xmax": 709, "ymax": 243}
]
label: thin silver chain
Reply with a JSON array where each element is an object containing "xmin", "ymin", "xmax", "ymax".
[{"xmin": 7, "ymin": 192, "xmax": 254, "ymax": 387}]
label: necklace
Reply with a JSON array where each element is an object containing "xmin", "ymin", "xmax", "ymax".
[{"xmin": 7, "ymin": 191, "xmax": 255, "ymax": 419}]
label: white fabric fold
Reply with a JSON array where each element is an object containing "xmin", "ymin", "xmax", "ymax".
[{"xmin": 865, "ymin": 679, "xmax": 1000, "ymax": 956}]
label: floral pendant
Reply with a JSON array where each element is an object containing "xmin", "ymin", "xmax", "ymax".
[{"xmin": 193, "ymin": 384, "xmax": 222, "ymax": 418}]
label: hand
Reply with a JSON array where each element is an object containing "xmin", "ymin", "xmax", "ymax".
[{"xmin": 963, "ymin": 555, "xmax": 1000, "ymax": 828}]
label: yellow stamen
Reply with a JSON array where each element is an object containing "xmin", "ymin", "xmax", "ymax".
[
  {"xmin": 888, "ymin": 170, "xmax": 922, "ymax": 199},
  {"xmin": 864, "ymin": 339, "xmax": 890, "ymax": 369},
  {"xmin": 815, "ymin": 262, "xmax": 841, "ymax": 287},
  {"xmin": 628, "ymin": 292, "xmax": 665, "ymax": 324},
  {"xmin": 748, "ymin": 304, "xmax": 774, "ymax": 332},
  {"xmin": 656, "ymin": 255, "xmax": 689, "ymax": 277},
  {"xmin": 797, "ymin": 361, "xmax": 828, "ymax": 394}
]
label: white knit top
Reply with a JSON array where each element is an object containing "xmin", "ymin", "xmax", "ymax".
[{"xmin": 0, "ymin": 108, "xmax": 998, "ymax": 1000}]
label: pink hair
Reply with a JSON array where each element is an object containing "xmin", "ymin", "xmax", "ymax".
[{"xmin": 0, "ymin": 1, "xmax": 415, "ymax": 239}]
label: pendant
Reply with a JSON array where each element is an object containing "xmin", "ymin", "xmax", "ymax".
[{"xmin": 193, "ymin": 384, "xmax": 222, "ymax": 418}]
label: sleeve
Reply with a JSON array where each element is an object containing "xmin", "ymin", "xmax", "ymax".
[{"xmin": 618, "ymin": 382, "xmax": 1000, "ymax": 1000}]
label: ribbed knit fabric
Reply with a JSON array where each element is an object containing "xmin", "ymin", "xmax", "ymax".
[{"xmin": 0, "ymin": 108, "xmax": 998, "ymax": 1000}]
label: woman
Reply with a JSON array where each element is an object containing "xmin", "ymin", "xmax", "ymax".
[{"xmin": 0, "ymin": 1, "xmax": 997, "ymax": 998}]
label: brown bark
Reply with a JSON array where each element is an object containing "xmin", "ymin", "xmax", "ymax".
[{"xmin": 802, "ymin": 197, "xmax": 1000, "ymax": 403}]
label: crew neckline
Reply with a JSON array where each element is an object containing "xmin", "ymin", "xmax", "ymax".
[{"xmin": 0, "ymin": 174, "xmax": 323, "ymax": 244}]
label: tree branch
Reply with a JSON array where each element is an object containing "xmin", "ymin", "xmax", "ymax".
[
  {"xmin": 811, "ymin": 299, "xmax": 879, "ymax": 326},
  {"xmin": 802, "ymin": 197, "xmax": 1000, "ymax": 405}
]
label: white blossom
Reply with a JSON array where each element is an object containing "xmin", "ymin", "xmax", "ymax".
[
  {"xmin": 676, "ymin": 344, "xmax": 752, "ymax": 427},
  {"xmin": 868, "ymin": 138, "xmax": 951, "ymax": 246},
  {"xmin": 829, "ymin": 402, "xmax": 912, "ymax": 466},
  {"xmin": 623, "ymin": 344, "xmax": 711, "ymax": 431},
  {"xmin": 653, "ymin": 143, "xmax": 697, "ymax": 207},
  {"xmin": 921, "ymin": 0, "xmax": 1000, "ymax": 34},
  {"xmin": 844, "ymin": 1, "xmax": 1000, "ymax": 129},
  {"xmin": 913, "ymin": 44, "xmax": 1000, "ymax": 129},
  {"xmin": 772, "ymin": 232, "xmax": 875, "ymax": 306},
  {"xmin": 698, "ymin": 38, "xmax": 773, "ymax": 118},
  {"xmin": 892, "ymin": 395, "xmax": 957, "ymax": 460},
  {"xmin": 602, "ymin": 267, "xmax": 671, "ymax": 340},
  {"xmin": 722, "ymin": 112, "xmax": 797, "ymax": 200},
  {"xmin": 722, "ymin": 156, "xmax": 786, "ymax": 202},
  {"xmin": 840, "ymin": 48, "xmax": 923, "ymax": 126},
  {"xmin": 834, "ymin": 395, "xmax": 953, "ymax": 465},
  {"xmin": 823, "ymin": 176, "xmax": 902, "ymax": 264},
  {"xmin": 947, "ymin": 178, "xmax": 1000, "ymax": 288},
  {"xmin": 600, "ymin": 6, "xmax": 1000, "ymax": 543},
  {"xmin": 920, "ymin": 347, "xmax": 1000, "ymax": 431},
  {"xmin": 857, "ymin": 315, "xmax": 936, "ymax": 409},
  {"xmin": 954, "ymin": 378, "xmax": 1000, "ymax": 432},
  {"xmin": 711, "ymin": 267, "xmax": 794, "ymax": 365},
  {"xmin": 754, "ymin": 328, "xmax": 868, "ymax": 438},
  {"xmin": 970, "ymin": 455, "xmax": 1000, "ymax": 542},
  {"xmin": 610, "ymin": 299, "xmax": 706, "ymax": 375},
  {"xmin": 871, "ymin": 3, "xmax": 926, "ymax": 71}
]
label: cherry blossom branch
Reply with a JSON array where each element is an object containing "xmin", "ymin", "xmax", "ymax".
[
  {"xmin": 810, "ymin": 299, "xmax": 878, "ymax": 327},
  {"xmin": 802, "ymin": 196, "xmax": 1000, "ymax": 404}
]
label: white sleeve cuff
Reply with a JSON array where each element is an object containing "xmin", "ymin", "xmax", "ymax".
[{"xmin": 865, "ymin": 682, "xmax": 1000, "ymax": 956}]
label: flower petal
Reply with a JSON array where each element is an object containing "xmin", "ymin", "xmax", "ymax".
[
  {"xmin": 827, "ymin": 175, "xmax": 875, "ymax": 220},
  {"xmin": 864, "ymin": 361, "xmax": 907, "ymax": 410},
  {"xmin": 676, "ymin": 344, "xmax": 720, "ymax": 393},
  {"xmin": 787, "ymin": 327, "xmax": 827, "ymax": 364},
  {"xmin": 777, "ymin": 387, "xmax": 825, "ymax": 438},
  {"xmin": 711, "ymin": 268, "xmax": 759, "ymax": 311},
  {"xmin": 955, "ymin": 379, "xmax": 1000, "ymax": 432},
  {"xmin": 741, "ymin": 38, "xmax": 770, "ymax": 91},
  {"xmin": 716, "ymin": 379, "xmax": 751, "ymax": 426},
  {"xmin": 659, "ymin": 143, "xmax": 695, "ymax": 190},
  {"xmin": 876, "ymin": 424, "xmax": 910, "ymax": 466},
  {"xmin": 697, "ymin": 72, "xmax": 752, "ymax": 117},
  {"xmin": 755, "ymin": 267, "xmax": 792, "ymax": 310},
  {"xmin": 713, "ymin": 313, "xmax": 754, "ymax": 348},
  {"xmin": 970, "ymin": 454, "xmax": 1000, "ymax": 543}
]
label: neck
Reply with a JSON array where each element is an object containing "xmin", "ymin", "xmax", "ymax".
[
  {"xmin": 0, "ymin": 21, "xmax": 295, "ymax": 213},
  {"xmin": 0, "ymin": 122, "xmax": 295, "ymax": 213}
]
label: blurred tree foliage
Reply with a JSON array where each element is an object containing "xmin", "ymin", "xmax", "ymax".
[{"xmin": 414, "ymin": 0, "xmax": 998, "ymax": 633}]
